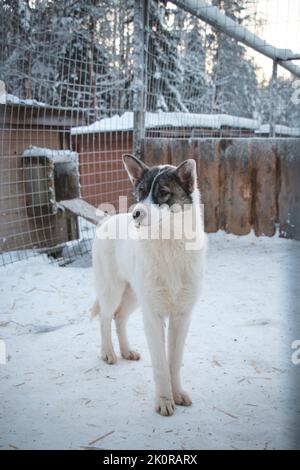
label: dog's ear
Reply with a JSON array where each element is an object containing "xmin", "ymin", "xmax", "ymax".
[
  {"xmin": 174, "ymin": 159, "xmax": 197, "ymax": 193},
  {"xmin": 122, "ymin": 154, "xmax": 149, "ymax": 185}
]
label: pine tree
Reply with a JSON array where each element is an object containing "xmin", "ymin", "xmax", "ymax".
[
  {"xmin": 112, "ymin": 0, "xmax": 134, "ymax": 113},
  {"xmin": 0, "ymin": 0, "xmax": 120, "ymax": 119},
  {"xmin": 180, "ymin": 14, "xmax": 211, "ymax": 113},
  {"xmin": 146, "ymin": 0, "xmax": 186, "ymax": 112},
  {"xmin": 260, "ymin": 76, "xmax": 300, "ymax": 128},
  {"xmin": 0, "ymin": 0, "xmax": 34, "ymax": 99},
  {"xmin": 46, "ymin": 0, "xmax": 115, "ymax": 118},
  {"xmin": 209, "ymin": 0, "xmax": 259, "ymax": 117}
]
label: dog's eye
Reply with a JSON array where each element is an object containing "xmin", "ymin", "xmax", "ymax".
[
  {"xmin": 159, "ymin": 189, "xmax": 170, "ymax": 199},
  {"xmin": 136, "ymin": 184, "xmax": 146, "ymax": 201}
]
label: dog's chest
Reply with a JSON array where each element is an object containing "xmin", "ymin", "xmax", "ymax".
[{"xmin": 136, "ymin": 240, "xmax": 201, "ymax": 311}]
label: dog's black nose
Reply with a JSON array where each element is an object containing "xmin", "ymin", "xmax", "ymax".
[{"xmin": 133, "ymin": 207, "xmax": 146, "ymax": 222}]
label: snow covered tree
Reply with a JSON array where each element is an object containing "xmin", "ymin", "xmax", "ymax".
[
  {"xmin": 180, "ymin": 14, "xmax": 212, "ymax": 113},
  {"xmin": 259, "ymin": 76, "xmax": 300, "ymax": 127},
  {"xmin": 42, "ymin": 0, "xmax": 116, "ymax": 119},
  {"xmin": 110, "ymin": 0, "xmax": 134, "ymax": 113},
  {"xmin": 0, "ymin": 0, "xmax": 34, "ymax": 99},
  {"xmin": 209, "ymin": 0, "xmax": 259, "ymax": 117},
  {"xmin": 0, "ymin": 0, "xmax": 132, "ymax": 120},
  {"xmin": 146, "ymin": 0, "xmax": 186, "ymax": 112},
  {"xmin": 1, "ymin": 0, "xmax": 294, "ymax": 129}
]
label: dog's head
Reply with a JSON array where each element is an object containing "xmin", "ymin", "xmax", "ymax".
[{"xmin": 122, "ymin": 154, "xmax": 198, "ymax": 228}]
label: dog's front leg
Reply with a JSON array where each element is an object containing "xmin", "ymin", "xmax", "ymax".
[
  {"xmin": 168, "ymin": 313, "xmax": 192, "ymax": 406},
  {"xmin": 143, "ymin": 309, "xmax": 175, "ymax": 416}
]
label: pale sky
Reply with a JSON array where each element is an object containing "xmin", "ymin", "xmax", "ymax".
[
  {"xmin": 243, "ymin": 0, "xmax": 300, "ymax": 79},
  {"xmin": 170, "ymin": 0, "xmax": 300, "ymax": 80}
]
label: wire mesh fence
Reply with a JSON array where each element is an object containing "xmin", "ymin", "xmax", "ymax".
[{"xmin": 0, "ymin": 0, "xmax": 300, "ymax": 266}]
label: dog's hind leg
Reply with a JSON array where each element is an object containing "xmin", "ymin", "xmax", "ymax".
[
  {"xmin": 100, "ymin": 304, "xmax": 117, "ymax": 364},
  {"xmin": 99, "ymin": 285, "xmax": 124, "ymax": 365},
  {"xmin": 114, "ymin": 284, "xmax": 140, "ymax": 361}
]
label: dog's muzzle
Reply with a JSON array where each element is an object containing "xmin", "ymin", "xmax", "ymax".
[{"xmin": 132, "ymin": 207, "xmax": 147, "ymax": 225}]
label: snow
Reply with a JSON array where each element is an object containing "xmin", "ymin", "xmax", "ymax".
[
  {"xmin": 255, "ymin": 124, "xmax": 300, "ymax": 137},
  {"xmin": 71, "ymin": 111, "xmax": 260, "ymax": 135},
  {"xmin": 0, "ymin": 231, "xmax": 300, "ymax": 450},
  {"xmin": 70, "ymin": 111, "xmax": 300, "ymax": 137},
  {"xmin": 22, "ymin": 146, "xmax": 79, "ymax": 164},
  {"xmin": 0, "ymin": 93, "xmax": 46, "ymax": 108}
]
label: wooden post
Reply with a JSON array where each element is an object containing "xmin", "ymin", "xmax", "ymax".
[
  {"xmin": 269, "ymin": 59, "xmax": 278, "ymax": 137},
  {"xmin": 133, "ymin": 0, "xmax": 148, "ymax": 159}
]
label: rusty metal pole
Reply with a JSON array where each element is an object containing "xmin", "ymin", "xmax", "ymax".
[
  {"xmin": 269, "ymin": 59, "xmax": 278, "ymax": 137},
  {"xmin": 133, "ymin": 0, "xmax": 148, "ymax": 159}
]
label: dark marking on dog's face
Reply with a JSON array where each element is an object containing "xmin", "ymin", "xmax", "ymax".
[
  {"xmin": 122, "ymin": 155, "xmax": 197, "ymax": 208},
  {"xmin": 150, "ymin": 169, "xmax": 193, "ymax": 207}
]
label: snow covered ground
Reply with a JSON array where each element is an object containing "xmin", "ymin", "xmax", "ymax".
[{"xmin": 0, "ymin": 232, "xmax": 299, "ymax": 450}]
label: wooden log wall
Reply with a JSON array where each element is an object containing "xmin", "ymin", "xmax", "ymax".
[{"xmin": 142, "ymin": 138, "xmax": 300, "ymax": 241}]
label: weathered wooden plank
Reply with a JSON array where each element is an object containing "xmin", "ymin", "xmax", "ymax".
[
  {"xmin": 194, "ymin": 139, "xmax": 220, "ymax": 233},
  {"xmin": 251, "ymin": 140, "xmax": 277, "ymax": 237},
  {"xmin": 142, "ymin": 138, "xmax": 171, "ymax": 166},
  {"xmin": 168, "ymin": 139, "xmax": 194, "ymax": 167},
  {"xmin": 221, "ymin": 140, "xmax": 252, "ymax": 235},
  {"xmin": 218, "ymin": 140, "xmax": 232, "ymax": 231},
  {"xmin": 277, "ymin": 140, "xmax": 300, "ymax": 241},
  {"xmin": 139, "ymin": 137, "xmax": 300, "ymax": 239},
  {"xmin": 59, "ymin": 198, "xmax": 106, "ymax": 226}
]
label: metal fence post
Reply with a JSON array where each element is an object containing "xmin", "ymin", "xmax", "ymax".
[
  {"xmin": 269, "ymin": 59, "xmax": 278, "ymax": 137},
  {"xmin": 133, "ymin": 0, "xmax": 148, "ymax": 159}
]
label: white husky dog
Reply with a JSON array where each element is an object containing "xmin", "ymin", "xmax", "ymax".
[{"xmin": 92, "ymin": 154, "xmax": 206, "ymax": 416}]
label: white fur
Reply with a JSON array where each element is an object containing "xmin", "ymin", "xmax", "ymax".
[{"xmin": 92, "ymin": 181, "xmax": 207, "ymax": 416}]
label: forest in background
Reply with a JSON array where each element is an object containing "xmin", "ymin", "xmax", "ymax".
[{"xmin": 0, "ymin": 0, "xmax": 299, "ymax": 126}]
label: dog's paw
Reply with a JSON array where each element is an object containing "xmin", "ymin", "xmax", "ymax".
[
  {"xmin": 121, "ymin": 349, "xmax": 141, "ymax": 361},
  {"xmin": 173, "ymin": 390, "xmax": 192, "ymax": 406},
  {"xmin": 155, "ymin": 396, "xmax": 175, "ymax": 416},
  {"xmin": 101, "ymin": 350, "xmax": 117, "ymax": 365}
]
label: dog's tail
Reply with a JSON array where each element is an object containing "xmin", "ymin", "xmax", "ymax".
[{"xmin": 90, "ymin": 299, "xmax": 100, "ymax": 320}]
